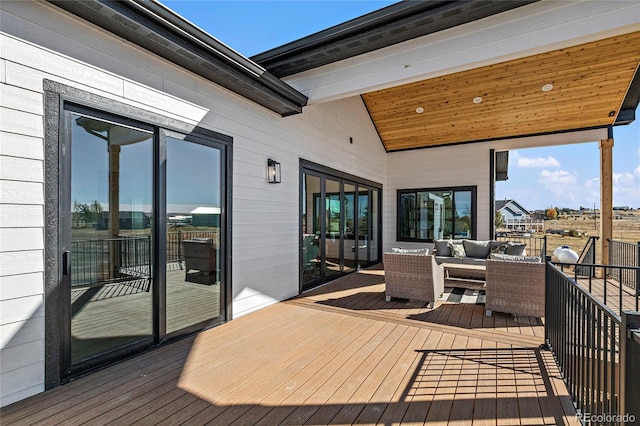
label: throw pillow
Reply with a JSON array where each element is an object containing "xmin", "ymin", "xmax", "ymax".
[
  {"xmin": 490, "ymin": 244, "xmax": 507, "ymax": 255},
  {"xmin": 505, "ymin": 242, "xmax": 527, "ymax": 256},
  {"xmin": 434, "ymin": 239, "xmax": 451, "ymax": 257},
  {"xmin": 448, "ymin": 242, "xmax": 466, "ymax": 258}
]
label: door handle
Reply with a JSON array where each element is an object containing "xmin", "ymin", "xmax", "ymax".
[{"xmin": 62, "ymin": 250, "xmax": 71, "ymax": 276}]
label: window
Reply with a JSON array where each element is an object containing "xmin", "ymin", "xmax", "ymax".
[{"xmin": 397, "ymin": 186, "xmax": 476, "ymax": 242}]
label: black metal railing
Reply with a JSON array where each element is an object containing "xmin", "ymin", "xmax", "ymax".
[
  {"xmin": 609, "ymin": 240, "xmax": 639, "ymax": 291},
  {"xmin": 545, "ymin": 263, "xmax": 640, "ymax": 425},
  {"xmin": 71, "ymin": 236, "xmax": 151, "ymax": 288},
  {"xmin": 554, "ymin": 263, "xmax": 640, "ymax": 314},
  {"xmin": 575, "ymin": 236, "xmax": 599, "ymax": 278},
  {"xmin": 497, "ymin": 234, "xmax": 546, "ymax": 258}
]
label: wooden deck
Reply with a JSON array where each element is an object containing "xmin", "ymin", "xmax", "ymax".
[
  {"xmin": 1, "ymin": 266, "xmax": 579, "ymax": 425},
  {"xmin": 575, "ymin": 276, "xmax": 639, "ymax": 316}
]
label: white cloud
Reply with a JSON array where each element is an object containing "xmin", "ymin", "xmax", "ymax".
[
  {"xmin": 613, "ymin": 172, "xmax": 635, "ymax": 186},
  {"xmin": 539, "ymin": 170, "xmax": 576, "ymax": 185},
  {"xmin": 517, "ymin": 156, "xmax": 560, "ymax": 168},
  {"xmin": 613, "ymin": 172, "xmax": 640, "ymax": 207},
  {"xmin": 538, "ymin": 170, "xmax": 578, "ymax": 203}
]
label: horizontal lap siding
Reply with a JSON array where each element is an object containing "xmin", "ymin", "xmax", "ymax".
[
  {"xmin": 0, "ymin": 0, "xmax": 385, "ymax": 406},
  {"xmin": 384, "ymin": 144, "xmax": 492, "ymax": 252}
]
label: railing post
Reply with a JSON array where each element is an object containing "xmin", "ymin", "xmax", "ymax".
[
  {"xmin": 636, "ymin": 242, "xmax": 640, "ymax": 292},
  {"xmin": 178, "ymin": 230, "xmax": 182, "ymax": 263},
  {"xmin": 620, "ymin": 311, "xmax": 640, "ymax": 425}
]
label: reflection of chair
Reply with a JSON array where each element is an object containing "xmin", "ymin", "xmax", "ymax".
[
  {"xmin": 303, "ymin": 234, "xmax": 319, "ymax": 271},
  {"xmin": 183, "ymin": 238, "xmax": 217, "ymax": 283},
  {"xmin": 383, "ymin": 253, "xmax": 444, "ymax": 308}
]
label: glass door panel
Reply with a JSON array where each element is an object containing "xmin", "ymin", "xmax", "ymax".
[
  {"xmin": 165, "ymin": 135, "xmax": 223, "ymax": 334},
  {"xmin": 69, "ymin": 113, "xmax": 154, "ymax": 367},
  {"xmin": 302, "ymin": 173, "xmax": 322, "ymax": 287},
  {"xmin": 324, "ymin": 178, "xmax": 342, "ymax": 280},
  {"xmin": 371, "ymin": 189, "xmax": 380, "ymax": 264},
  {"xmin": 343, "ymin": 183, "xmax": 357, "ymax": 274},
  {"xmin": 357, "ymin": 187, "xmax": 369, "ymax": 269}
]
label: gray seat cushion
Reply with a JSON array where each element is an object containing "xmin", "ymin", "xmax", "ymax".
[
  {"xmin": 435, "ymin": 256, "xmax": 463, "ymax": 264},
  {"xmin": 461, "ymin": 257, "xmax": 487, "ymax": 266}
]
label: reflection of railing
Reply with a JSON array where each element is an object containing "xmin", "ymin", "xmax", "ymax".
[
  {"xmin": 71, "ymin": 236, "xmax": 151, "ymax": 288},
  {"xmin": 72, "ymin": 231, "xmax": 220, "ymax": 286},
  {"xmin": 166, "ymin": 230, "xmax": 218, "ymax": 264},
  {"xmin": 545, "ymin": 263, "xmax": 640, "ymax": 423},
  {"xmin": 609, "ymin": 239, "xmax": 639, "ymax": 290}
]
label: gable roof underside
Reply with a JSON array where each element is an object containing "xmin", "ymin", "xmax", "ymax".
[{"xmin": 254, "ymin": 0, "xmax": 640, "ymax": 151}]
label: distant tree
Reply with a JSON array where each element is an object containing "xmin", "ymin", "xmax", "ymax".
[
  {"xmin": 495, "ymin": 210, "xmax": 505, "ymax": 228},
  {"xmin": 73, "ymin": 200, "xmax": 103, "ymax": 227},
  {"xmin": 545, "ymin": 207, "xmax": 558, "ymax": 220}
]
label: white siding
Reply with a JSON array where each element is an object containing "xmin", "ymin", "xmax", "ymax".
[{"xmin": 0, "ymin": 1, "xmax": 386, "ymax": 406}]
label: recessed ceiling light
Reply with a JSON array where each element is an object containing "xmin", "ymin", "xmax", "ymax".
[
  {"xmin": 542, "ymin": 84, "xmax": 554, "ymax": 92},
  {"xmin": 416, "ymin": 107, "xmax": 424, "ymax": 114},
  {"xmin": 473, "ymin": 97, "xmax": 483, "ymax": 104}
]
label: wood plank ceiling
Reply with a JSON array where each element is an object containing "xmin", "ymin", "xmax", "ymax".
[{"xmin": 362, "ymin": 31, "xmax": 640, "ymax": 151}]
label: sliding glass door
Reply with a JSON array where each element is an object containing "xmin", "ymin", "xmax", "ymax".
[
  {"xmin": 59, "ymin": 104, "xmax": 229, "ymax": 379},
  {"xmin": 164, "ymin": 131, "xmax": 225, "ymax": 336},
  {"xmin": 300, "ymin": 161, "xmax": 381, "ymax": 291},
  {"xmin": 67, "ymin": 112, "xmax": 155, "ymax": 368}
]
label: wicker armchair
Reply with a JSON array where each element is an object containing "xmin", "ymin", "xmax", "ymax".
[
  {"xmin": 383, "ymin": 253, "xmax": 444, "ymax": 307},
  {"xmin": 485, "ymin": 259, "xmax": 545, "ymax": 317}
]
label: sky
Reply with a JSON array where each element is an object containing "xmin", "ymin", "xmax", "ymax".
[{"xmin": 160, "ymin": 0, "xmax": 640, "ymax": 211}]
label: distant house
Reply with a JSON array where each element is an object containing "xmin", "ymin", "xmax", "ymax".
[
  {"xmin": 496, "ymin": 199, "xmax": 530, "ymax": 222},
  {"xmin": 495, "ymin": 200, "xmax": 543, "ymax": 232},
  {"xmin": 97, "ymin": 211, "xmax": 151, "ymax": 230},
  {"xmin": 191, "ymin": 207, "xmax": 221, "ymax": 227}
]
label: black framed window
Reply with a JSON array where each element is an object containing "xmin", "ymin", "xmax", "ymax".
[{"xmin": 397, "ymin": 186, "xmax": 476, "ymax": 242}]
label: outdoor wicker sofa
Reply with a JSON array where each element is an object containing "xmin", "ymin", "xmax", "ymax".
[
  {"xmin": 485, "ymin": 257, "xmax": 545, "ymax": 318},
  {"xmin": 383, "ymin": 252, "xmax": 444, "ymax": 308}
]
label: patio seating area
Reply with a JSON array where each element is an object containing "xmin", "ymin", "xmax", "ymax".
[{"xmin": 1, "ymin": 266, "xmax": 579, "ymax": 425}]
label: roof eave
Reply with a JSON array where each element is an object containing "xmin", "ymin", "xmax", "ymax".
[
  {"xmin": 46, "ymin": 0, "xmax": 307, "ymax": 116},
  {"xmin": 251, "ymin": 0, "xmax": 540, "ymax": 78}
]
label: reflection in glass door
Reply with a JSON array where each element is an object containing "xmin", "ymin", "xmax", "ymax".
[
  {"xmin": 325, "ymin": 178, "xmax": 342, "ymax": 280},
  {"xmin": 357, "ymin": 187, "xmax": 369, "ymax": 270},
  {"xmin": 302, "ymin": 174, "xmax": 321, "ymax": 284},
  {"xmin": 370, "ymin": 189, "xmax": 380, "ymax": 264},
  {"xmin": 343, "ymin": 183, "xmax": 356, "ymax": 274},
  {"xmin": 165, "ymin": 133, "xmax": 223, "ymax": 335},
  {"xmin": 67, "ymin": 113, "xmax": 154, "ymax": 369}
]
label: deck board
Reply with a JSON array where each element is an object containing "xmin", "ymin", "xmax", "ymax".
[{"xmin": 1, "ymin": 266, "xmax": 579, "ymax": 425}]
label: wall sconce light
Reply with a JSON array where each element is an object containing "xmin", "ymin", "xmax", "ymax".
[
  {"xmin": 495, "ymin": 151, "xmax": 509, "ymax": 181},
  {"xmin": 267, "ymin": 158, "xmax": 281, "ymax": 184}
]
